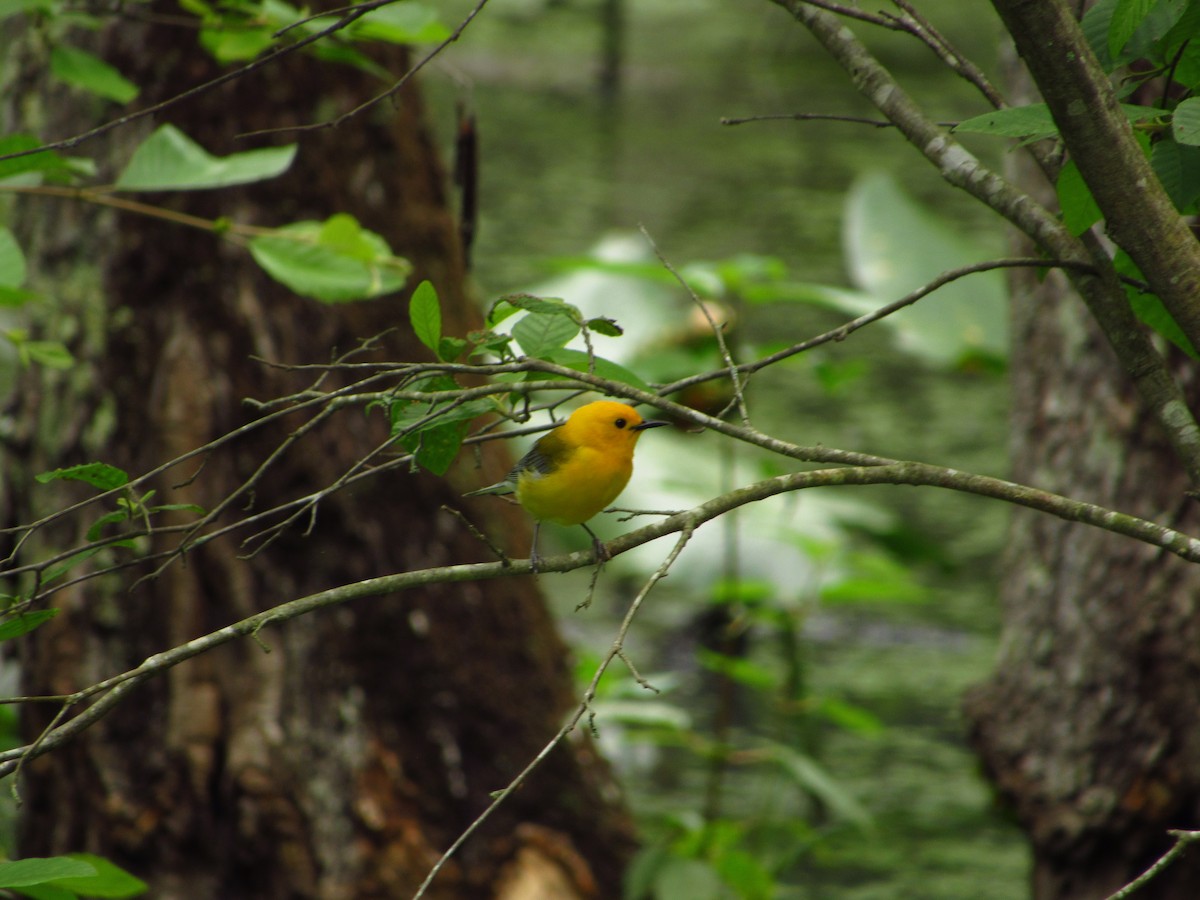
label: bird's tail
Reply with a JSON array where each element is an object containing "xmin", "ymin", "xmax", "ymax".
[{"xmin": 463, "ymin": 480, "xmax": 515, "ymax": 497}]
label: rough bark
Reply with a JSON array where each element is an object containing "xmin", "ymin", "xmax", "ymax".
[
  {"xmin": 2, "ymin": 10, "xmax": 635, "ymax": 899},
  {"xmin": 964, "ymin": 49, "xmax": 1200, "ymax": 900}
]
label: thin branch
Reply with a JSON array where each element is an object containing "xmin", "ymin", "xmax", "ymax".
[
  {"xmin": 5, "ymin": 455, "xmax": 1200, "ymax": 775},
  {"xmin": 411, "ymin": 525, "xmax": 696, "ymax": 900},
  {"xmin": 240, "ymin": 0, "xmax": 491, "ymax": 139},
  {"xmin": 1105, "ymin": 830, "xmax": 1200, "ymax": 900},
  {"xmin": 639, "ymin": 224, "xmax": 749, "ymax": 424}
]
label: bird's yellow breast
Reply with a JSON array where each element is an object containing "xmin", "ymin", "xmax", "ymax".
[{"xmin": 515, "ymin": 444, "xmax": 633, "ymax": 526}]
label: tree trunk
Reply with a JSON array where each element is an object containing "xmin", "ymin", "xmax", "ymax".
[
  {"xmin": 964, "ymin": 47, "xmax": 1200, "ymax": 900},
  {"xmin": 2, "ymin": 10, "xmax": 635, "ymax": 899}
]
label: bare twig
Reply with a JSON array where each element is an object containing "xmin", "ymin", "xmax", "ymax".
[
  {"xmin": 240, "ymin": 0, "xmax": 492, "ymax": 138},
  {"xmin": 639, "ymin": 224, "xmax": 749, "ymax": 425},
  {"xmin": 1105, "ymin": 830, "xmax": 1200, "ymax": 900}
]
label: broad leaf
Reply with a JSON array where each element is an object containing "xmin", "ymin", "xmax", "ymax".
[
  {"xmin": 42, "ymin": 854, "xmax": 147, "ymax": 898},
  {"xmin": 0, "ymin": 857, "xmax": 95, "ymax": 889},
  {"xmin": 1056, "ymin": 160, "xmax": 1103, "ymax": 235},
  {"xmin": 349, "ymin": 3, "xmax": 450, "ymax": 44},
  {"xmin": 409, "ymin": 280, "xmax": 441, "ymax": 354},
  {"xmin": 115, "ymin": 125, "xmax": 297, "ymax": 191},
  {"xmin": 0, "ymin": 227, "xmax": 25, "ymax": 288},
  {"xmin": 538, "ymin": 348, "xmax": 652, "ymax": 391},
  {"xmin": 0, "ymin": 609, "xmax": 59, "ymax": 642},
  {"xmin": 36, "ymin": 462, "xmax": 129, "ymax": 491},
  {"xmin": 50, "ymin": 46, "xmax": 138, "ymax": 104},
  {"xmin": 1151, "ymin": 137, "xmax": 1200, "ymax": 210},
  {"xmin": 955, "ymin": 102, "xmax": 1163, "ymax": 141},
  {"xmin": 248, "ymin": 217, "xmax": 409, "ymax": 302},
  {"xmin": 511, "ymin": 311, "xmax": 580, "ymax": 357},
  {"xmin": 1109, "ymin": 0, "xmax": 1157, "ymax": 59},
  {"xmin": 0, "ymin": 135, "xmax": 73, "ymax": 183},
  {"xmin": 1173, "ymin": 96, "xmax": 1200, "ymax": 145}
]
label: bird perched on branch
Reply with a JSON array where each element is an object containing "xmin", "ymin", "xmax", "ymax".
[{"xmin": 465, "ymin": 400, "xmax": 667, "ymax": 571}]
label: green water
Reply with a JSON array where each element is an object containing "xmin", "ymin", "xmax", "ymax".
[{"xmin": 428, "ymin": 1, "xmax": 1027, "ymax": 896}]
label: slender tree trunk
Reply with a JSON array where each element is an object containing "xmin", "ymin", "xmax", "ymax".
[
  {"xmin": 3, "ymin": 10, "xmax": 635, "ymax": 898},
  {"xmin": 964, "ymin": 49, "xmax": 1200, "ymax": 900}
]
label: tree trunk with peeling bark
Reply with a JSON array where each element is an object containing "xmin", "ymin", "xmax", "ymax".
[{"xmin": 2, "ymin": 10, "xmax": 635, "ymax": 899}]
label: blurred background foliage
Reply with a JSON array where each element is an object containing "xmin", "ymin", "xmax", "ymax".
[{"xmin": 424, "ymin": 0, "xmax": 1027, "ymax": 896}]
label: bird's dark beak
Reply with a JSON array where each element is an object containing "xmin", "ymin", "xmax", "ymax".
[{"xmin": 633, "ymin": 419, "xmax": 669, "ymax": 431}]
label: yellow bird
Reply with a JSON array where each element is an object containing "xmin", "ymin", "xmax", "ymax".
[{"xmin": 466, "ymin": 400, "xmax": 667, "ymax": 571}]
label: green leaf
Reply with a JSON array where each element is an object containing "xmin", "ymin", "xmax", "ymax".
[
  {"xmin": 651, "ymin": 858, "xmax": 725, "ymax": 900},
  {"xmin": 248, "ymin": 217, "xmax": 410, "ymax": 302},
  {"xmin": 43, "ymin": 854, "xmax": 147, "ymax": 898},
  {"xmin": 437, "ymin": 336, "xmax": 467, "ymax": 362},
  {"xmin": 954, "ymin": 102, "xmax": 1163, "ymax": 141},
  {"xmin": 765, "ymin": 741, "xmax": 872, "ymax": 827},
  {"xmin": 953, "ymin": 104, "xmax": 1060, "ymax": 140},
  {"xmin": 42, "ymin": 547, "xmax": 104, "ymax": 585},
  {"xmin": 590, "ymin": 700, "xmax": 692, "ymax": 731},
  {"xmin": 394, "ymin": 398, "xmax": 493, "ymax": 476},
  {"xmin": 0, "ymin": 609, "xmax": 59, "ymax": 642},
  {"xmin": 409, "ymin": 280, "xmax": 441, "ymax": 354},
  {"xmin": 584, "ymin": 316, "xmax": 624, "ymax": 337},
  {"xmin": 86, "ymin": 510, "xmax": 132, "ymax": 542},
  {"xmin": 511, "ymin": 311, "xmax": 580, "ymax": 357},
  {"xmin": 696, "ymin": 648, "xmax": 777, "ymax": 690},
  {"xmin": 491, "ymin": 294, "xmax": 584, "ymax": 327},
  {"xmin": 0, "ymin": 135, "xmax": 73, "ymax": 183},
  {"xmin": 50, "ymin": 46, "xmax": 138, "ymax": 104},
  {"xmin": 23, "ymin": 341, "xmax": 74, "ymax": 369},
  {"xmin": 1173, "ymin": 96, "xmax": 1200, "ymax": 145},
  {"xmin": 36, "ymin": 462, "xmax": 129, "ymax": 491},
  {"xmin": 0, "ymin": 227, "xmax": 26, "ymax": 288},
  {"xmin": 0, "ymin": 286, "xmax": 39, "ymax": 306},
  {"xmin": 0, "ymin": 857, "xmax": 96, "ymax": 889},
  {"xmin": 1115, "ymin": 250, "xmax": 1198, "ymax": 358},
  {"xmin": 1056, "ymin": 159, "xmax": 1103, "ymax": 235},
  {"xmin": 538, "ymin": 348, "xmax": 652, "ymax": 392},
  {"xmin": 348, "ymin": 2, "xmax": 450, "ymax": 44},
  {"xmin": 114, "ymin": 125, "xmax": 297, "ymax": 191},
  {"xmin": 1151, "ymin": 137, "xmax": 1200, "ymax": 210},
  {"xmin": 1109, "ymin": 0, "xmax": 1156, "ymax": 59},
  {"xmin": 0, "ymin": 0, "xmax": 55, "ymax": 21}
]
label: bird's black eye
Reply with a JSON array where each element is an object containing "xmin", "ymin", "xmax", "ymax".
[{"xmin": 614, "ymin": 418, "xmax": 627, "ymax": 429}]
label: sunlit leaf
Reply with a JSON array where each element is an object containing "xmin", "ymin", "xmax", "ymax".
[
  {"xmin": 248, "ymin": 217, "xmax": 409, "ymax": 302},
  {"xmin": 115, "ymin": 125, "xmax": 296, "ymax": 191}
]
